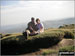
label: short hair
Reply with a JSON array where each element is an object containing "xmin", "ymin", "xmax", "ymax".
[
  {"xmin": 31, "ymin": 17, "xmax": 34, "ymax": 20},
  {"xmin": 36, "ymin": 18, "xmax": 40, "ymax": 22}
]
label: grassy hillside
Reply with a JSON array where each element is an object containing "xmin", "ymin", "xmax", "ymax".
[{"xmin": 1, "ymin": 28, "xmax": 74, "ymax": 55}]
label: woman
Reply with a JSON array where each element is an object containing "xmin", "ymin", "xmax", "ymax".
[{"xmin": 36, "ymin": 18, "xmax": 44, "ymax": 33}]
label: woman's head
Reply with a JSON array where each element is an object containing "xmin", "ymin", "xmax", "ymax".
[{"xmin": 36, "ymin": 18, "xmax": 40, "ymax": 24}]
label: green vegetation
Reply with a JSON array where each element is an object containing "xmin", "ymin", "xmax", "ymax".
[
  {"xmin": 59, "ymin": 24, "xmax": 75, "ymax": 29},
  {"xmin": 41, "ymin": 45, "xmax": 75, "ymax": 55},
  {"xmin": 64, "ymin": 31, "xmax": 74, "ymax": 39},
  {"xmin": 59, "ymin": 45, "xmax": 75, "ymax": 52},
  {"xmin": 0, "ymin": 33, "xmax": 2, "ymax": 37},
  {"xmin": 1, "ymin": 30, "xmax": 63, "ymax": 55},
  {"xmin": 42, "ymin": 50, "xmax": 58, "ymax": 55},
  {"xmin": 1, "ymin": 28, "xmax": 74, "ymax": 55}
]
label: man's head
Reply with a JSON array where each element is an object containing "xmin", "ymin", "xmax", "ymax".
[
  {"xmin": 31, "ymin": 17, "xmax": 35, "ymax": 22},
  {"xmin": 36, "ymin": 18, "xmax": 40, "ymax": 24}
]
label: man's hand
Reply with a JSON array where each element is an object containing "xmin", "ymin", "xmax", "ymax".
[{"xmin": 30, "ymin": 26, "xmax": 34, "ymax": 31}]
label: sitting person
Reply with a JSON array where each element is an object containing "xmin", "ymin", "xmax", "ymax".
[
  {"xmin": 36, "ymin": 18, "xmax": 44, "ymax": 33},
  {"xmin": 23, "ymin": 17, "xmax": 38, "ymax": 39}
]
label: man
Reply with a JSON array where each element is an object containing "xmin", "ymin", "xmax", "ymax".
[{"xmin": 23, "ymin": 17, "xmax": 38, "ymax": 39}]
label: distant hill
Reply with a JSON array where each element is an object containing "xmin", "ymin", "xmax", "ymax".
[
  {"xmin": 0, "ymin": 23, "xmax": 27, "ymax": 34},
  {"xmin": 43, "ymin": 18, "xmax": 75, "ymax": 29},
  {"xmin": 0, "ymin": 17, "xmax": 75, "ymax": 34}
]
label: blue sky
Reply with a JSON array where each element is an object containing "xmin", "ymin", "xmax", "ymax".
[
  {"xmin": 1, "ymin": 1, "xmax": 18, "ymax": 6},
  {"xmin": 1, "ymin": 1, "xmax": 74, "ymax": 26}
]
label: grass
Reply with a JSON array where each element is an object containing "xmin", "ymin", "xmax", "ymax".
[
  {"xmin": 64, "ymin": 31, "xmax": 74, "ymax": 39},
  {"xmin": 41, "ymin": 45, "xmax": 75, "ymax": 55},
  {"xmin": 42, "ymin": 49, "xmax": 58, "ymax": 55},
  {"xmin": 0, "ymin": 33, "xmax": 2, "ymax": 38},
  {"xmin": 28, "ymin": 31, "xmax": 64, "ymax": 40},
  {"xmin": 1, "ymin": 28, "xmax": 74, "ymax": 40},
  {"xmin": 59, "ymin": 24, "xmax": 75, "ymax": 29},
  {"xmin": 59, "ymin": 45, "xmax": 75, "ymax": 52},
  {"xmin": 1, "ymin": 28, "xmax": 74, "ymax": 55}
]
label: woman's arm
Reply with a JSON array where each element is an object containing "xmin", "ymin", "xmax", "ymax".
[{"xmin": 39, "ymin": 23, "xmax": 44, "ymax": 33}]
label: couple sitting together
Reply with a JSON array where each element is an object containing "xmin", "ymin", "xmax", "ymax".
[{"xmin": 23, "ymin": 17, "xmax": 44, "ymax": 39}]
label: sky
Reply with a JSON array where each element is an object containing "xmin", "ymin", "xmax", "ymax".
[{"xmin": 1, "ymin": 0, "xmax": 74, "ymax": 26}]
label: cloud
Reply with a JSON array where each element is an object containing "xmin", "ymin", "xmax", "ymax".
[{"xmin": 1, "ymin": 1, "xmax": 74, "ymax": 26}]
